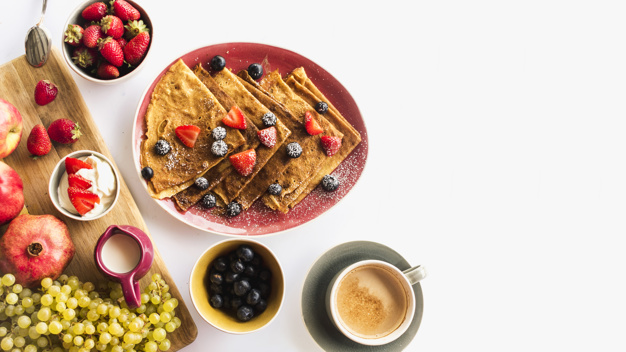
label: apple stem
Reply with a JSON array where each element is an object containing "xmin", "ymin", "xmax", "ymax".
[{"xmin": 27, "ymin": 242, "xmax": 43, "ymax": 257}]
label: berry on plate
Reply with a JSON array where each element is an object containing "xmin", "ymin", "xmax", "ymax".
[
  {"xmin": 229, "ymin": 149, "xmax": 256, "ymax": 176},
  {"xmin": 68, "ymin": 187, "xmax": 100, "ymax": 216},
  {"xmin": 195, "ymin": 177, "xmax": 209, "ymax": 190},
  {"xmin": 286, "ymin": 142, "xmax": 302, "ymax": 158},
  {"xmin": 175, "ymin": 125, "xmax": 201, "ymax": 148},
  {"xmin": 222, "ymin": 106, "xmax": 247, "ymax": 130},
  {"xmin": 210, "ymin": 55, "xmax": 226, "ymax": 71},
  {"xmin": 68, "ymin": 174, "xmax": 92, "ymax": 190},
  {"xmin": 48, "ymin": 119, "xmax": 81, "ymax": 144},
  {"xmin": 81, "ymin": 2, "xmax": 107, "ymax": 22},
  {"xmin": 26, "ymin": 124, "xmax": 51, "ymax": 157},
  {"xmin": 262, "ymin": 112, "xmax": 276, "ymax": 127},
  {"xmin": 154, "ymin": 140, "xmax": 171, "ymax": 155},
  {"xmin": 112, "ymin": 0, "xmax": 141, "ymax": 21},
  {"xmin": 201, "ymin": 193, "xmax": 217, "ymax": 209},
  {"xmin": 267, "ymin": 183, "xmax": 282, "ymax": 196},
  {"xmin": 141, "ymin": 167, "xmax": 153, "ymax": 180},
  {"xmin": 321, "ymin": 174, "xmax": 340, "ymax": 192},
  {"xmin": 63, "ymin": 24, "xmax": 83, "ymax": 47},
  {"xmin": 211, "ymin": 140, "xmax": 228, "ymax": 157},
  {"xmin": 320, "ymin": 135, "xmax": 342, "ymax": 156},
  {"xmin": 304, "ymin": 111, "xmax": 323, "ymax": 135},
  {"xmin": 101, "ymin": 15, "xmax": 124, "ymax": 39},
  {"xmin": 71, "ymin": 46, "xmax": 97, "ymax": 68},
  {"xmin": 315, "ymin": 101, "xmax": 329, "ymax": 114},
  {"xmin": 65, "ymin": 157, "xmax": 93, "ymax": 175},
  {"xmin": 82, "ymin": 25, "xmax": 103, "ymax": 48},
  {"xmin": 248, "ymin": 63, "xmax": 263, "ymax": 80},
  {"xmin": 211, "ymin": 126, "xmax": 227, "ymax": 140},
  {"xmin": 96, "ymin": 63, "xmax": 120, "ymax": 80},
  {"xmin": 257, "ymin": 127, "xmax": 277, "ymax": 148},
  {"xmin": 226, "ymin": 201, "xmax": 242, "ymax": 217},
  {"xmin": 123, "ymin": 31, "xmax": 150, "ymax": 66},
  {"xmin": 34, "ymin": 80, "xmax": 57, "ymax": 106}
]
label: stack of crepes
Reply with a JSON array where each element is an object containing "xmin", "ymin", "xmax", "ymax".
[{"xmin": 140, "ymin": 59, "xmax": 361, "ymax": 213}]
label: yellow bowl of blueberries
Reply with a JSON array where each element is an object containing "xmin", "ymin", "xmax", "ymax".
[{"xmin": 189, "ymin": 239, "xmax": 285, "ymax": 334}]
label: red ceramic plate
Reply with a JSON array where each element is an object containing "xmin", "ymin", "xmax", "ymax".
[{"xmin": 132, "ymin": 43, "xmax": 368, "ymax": 236}]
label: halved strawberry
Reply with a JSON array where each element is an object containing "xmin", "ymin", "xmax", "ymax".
[
  {"xmin": 304, "ymin": 111, "xmax": 323, "ymax": 135},
  {"xmin": 68, "ymin": 174, "xmax": 92, "ymax": 190},
  {"xmin": 222, "ymin": 106, "xmax": 247, "ymax": 130},
  {"xmin": 175, "ymin": 125, "xmax": 201, "ymax": 148},
  {"xmin": 320, "ymin": 136, "xmax": 342, "ymax": 156},
  {"xmin": 68, "ymin": 187, "xmax": 100, "ymax": 216},
  {"xmin": 65, "ymin": 157, "xmax": 93, "ymax": 174},
  {"xmin": 257, "ymin": 127, "xmax": 277, "ymax": 148},
  {"xmin": 229, "ymin": 149, "xmax": 256, "ymax": 176}
]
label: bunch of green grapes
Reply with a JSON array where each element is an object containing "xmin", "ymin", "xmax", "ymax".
[{"xmin": 0, "ymin": 273, "xmax": 181, "ymax": 352}]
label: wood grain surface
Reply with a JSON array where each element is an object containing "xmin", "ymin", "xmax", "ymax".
[{"xmin": 0, "ymin": 48, "xmax": 197, "ymax": 350}]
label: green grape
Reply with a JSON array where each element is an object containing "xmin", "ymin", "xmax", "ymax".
[
  {"xmin": 55, "ymin": 302, "xmax": 66, "ymax": 312},
  {"xmin": 110, "ymin": 336, "xmax": 119, "ymax": 346},
  {"xmin": 82, "ymin": 282, "xmax": 95, "ymax": 292},
  {"xmin": 35, "ymin": 322, "xmax": 48, "ymax": 334},
  {"xmin": 144, "ymin": 341, "xmax": 158, "ymax": 352},
  {"xmin": 66, "ymin": 297, "xmax": 78, "ymax": 309},
  {"xmin": 27, "ymin": 326, "xmax": 40, "ymax": 340},
  {"xmin": 96, "ymin": 322, "xmax": 108, "ymax": 334},
  {"xmin": 52, "ymin": 346, "xmax": 64, "ymax": 352},
  {"xmin": 4, "ymin": 305, "xmax": 15, "ymax": 317},
  {"xmin": 62, "ymin": 333, "xmax": 73, "ymax": 344},
  {"xmin": 12, "ymin": 337, "xmax": 25, "ymax": 348},
  {"xmin": 84, "ymin": 324, "xmax": 95, "ymax": 335},
  {"xmin": 16, "ymin": 316, "xmax": 31, "ymax": 329},
  {"xmin": 41, "ymin": 278, "xmax": 53, "ymax": 289},
  {"xmin": 95, "ymin": 343, "xmax": 107, "ymax": 351},
  {"xmin": 108, "ymin": 323, "xmax": 123, "ymax": 337},
  {"xmin": 109, "ymin": 306, "xmax": 121, "ymax": 319},
  {"xmin": 111, "ymin": 345, "xmax": 123, "ymax": 352},
  {"xmin": 11, "ymin": 284, "xmax": 22, "ymax": 294},
  {"xmin": 36, "ymin": 307, "xmax": 51, "ymax": 321},
  {"xmin": 73, "ymin": 335, "xmax": 84, "ymax": 346},
  {"xmin": 0, "ymin": 327, "xmax": 6, "ymax": 337},
  {"xmin": 48, "ymin": 321, "xmax": 62, "ymax": 334},
  {"xmin": 13, "ymin": 306, "xmax": 24, "ymax": 316},
  {"xmin": 136, "ymin": 305, "xmax": 146, "ymax": 314},
  {"xmin": 150, "ymin": 295, "xmax": 161, "ymax": 305},
  {"xmin": 60, "ymin": 285, "xmax": 72, "ymax": 295},
  {"xmin": 151, "ymin": 273, "xmax": 162, "ymax": 282},
  {"xmin": 36, "ymin": 336, "xmax": 48, "ymax": 348},
  {"xmin": 68, "ymin": 346, "xmax": 79, "ymax": 352},
  {"xmin": 96, "ymin": 304, "xmax": 108, "ymax": 315},
  {"xmin": 30, "ymin": 294, "xmax": 41, "ymax": 304},
  {"xmin": 23, "ymin": 345, "xmax": 36, "ymax": 352},
  {"xmin": 5, "ymin": 293, "xmax": 18, "ymax": 305},
  {"xmin": 148, "ymin": 313, "xmax": 160, "ymax": 325},
  {"xmin": 98, "ymin": 332, "xmax": 111, "ymax": 344},
  {"xmin": 72, "ymin": 323, "xmax": 85, "ymax": 335},
  {"xmin": 48, "ymin": 285, "xmax": 61, "ymax": 297},
  {"xmin": 128, "ymin": 321, "xmax": 141, "ymax": 333},
  {"xmin": 62, "ymin": 308, "xmax": 75, "ymax": 320},
  {"xmin": 147, "ymin": 282, "xmax": 157, "ymax": 291},
  {"xmin": 84, "ymin": 339, "xmax": 95, "ymax": 349},
  {"xmin": 16, "ymin": 328, "xmax": 28, "ymax": 338},
  {"xmin": 152, "ymin": 328, "xmax": 166, "ymax": 342},
  {"xmin": 164, "ymin": 322, "xmax": 176, "ymax": 333},
  {"xmin": 40, "ymin": 294, "xmax": 53, "ymax": 306},
  {"xmin": 87, "ymin": 309, "xmax": 99, "ymax": 321},
  {"xmin": 140, "ymin": 294, "xmax": 150, "ymax": 305},
  {"xmin": 0, "ymin": 337, "xmax": 13, "ymax": 351},
  {"xmin": 88, "ymin": 291, "xmax": 99, "ymax": 300},
  {"xmin": 21, "ymin": 298, "xmax": 33, "ymax": 309},
  {"xmin": 1, "ymin": 274, "xmax": 14, "ymax": 287},
  {"xmin": 19, "ymin": 289, "xmax": 32, "ymax": 299},
  {"xmin": 77, "ymin": 296, "xmax": 90, "ymax": 308},
  {"xmin": 159, "ymin": 312, "xmax": 171, "ymax": 323},
  {"xmin": 67, "ymin": 277, "xmax": 80, "ymax": 290},
  {"xmin": 56, "ymin": 292, "xmax": 68, "ymax": 303},
  {"xmin": 158, "ymin": 339, "xmax": 171, "ymax": 351},
  {"xmin": 60, "ymin": 320, "xmax": 71, "ymax": 331}
]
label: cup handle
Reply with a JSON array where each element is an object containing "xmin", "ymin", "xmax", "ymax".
[
  {"xmin": 120, "ymin": 274, "xmax": 142, "ymax": 308},
  {"xmin": 402, "ymin": 265, "xmax": 427, "ymax": 285}
]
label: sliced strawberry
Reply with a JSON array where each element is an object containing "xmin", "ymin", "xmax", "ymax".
[
  {"xmin": 65, "ymin": 157, "xmax": 93, "ymax": 174},
  {"xmin": 304, "ymin": 111, "xmax": 323, "ymax": 135},
  {"xmin": 257, "ymin": 127, "xmax": 277, "ymax": 148},
  {"xmin": 320, "ymin": 136, "xmax": 342, "ymax": 157},
  {"xmin": 175, "ymin": 125, "xmax": 201, "ymax": 148},
  {"xmin": 222, "ymin": 106, "xmax": 247, "ymax": 130},
  {"xmin": 68, "ymin": 187, "xmax": 100, "ymax": 216},
  {"xmin": 68, "ymin": 174, "xmax": 92, "ymax": 190},
  {"xmin": 229, "ymin": 149, "xmax": 256, "ymax": 176}
]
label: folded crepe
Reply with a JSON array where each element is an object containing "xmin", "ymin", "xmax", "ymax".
[{"xmin": 140, "ymin": 60, "xmax": 245, "ymax": 199}]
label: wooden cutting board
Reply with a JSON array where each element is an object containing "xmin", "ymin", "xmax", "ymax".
[{"xmin": 0, "ymin": 48, "xmax": 198, "ymax": 350}]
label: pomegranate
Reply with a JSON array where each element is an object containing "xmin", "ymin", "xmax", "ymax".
[{"xmin": 0, "ymin": 214, "xmax": 75, "ymax": 288}]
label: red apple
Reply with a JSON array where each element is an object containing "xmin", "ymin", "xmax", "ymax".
[
  {"xmin": 0, "ymin": 98, "xmax": 23, "ymax": 158},
  {"xmin": 0, "ymin": 161, "xmax": 24, "ymax": 225}
]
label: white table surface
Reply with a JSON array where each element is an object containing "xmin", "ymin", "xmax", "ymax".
[{"xmin": 2, "ymin": 0, "xmax": 626, "ymax": 351}]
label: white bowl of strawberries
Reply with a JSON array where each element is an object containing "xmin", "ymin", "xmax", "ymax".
[{"xmin": 62, "ymin": 0, "xmax": 152, "ymax": 83}]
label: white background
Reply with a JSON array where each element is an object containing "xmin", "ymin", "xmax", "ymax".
[{"xmin": 2, "ymin": 0, "xmax": 626, "ymax": 351}]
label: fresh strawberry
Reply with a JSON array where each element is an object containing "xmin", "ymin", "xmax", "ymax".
[
  {"xmin": 68, "ymin": 187, "xmax": 100, "ymax": 216},
  {"xmin": 100, "ymin": 15, "xmax": 124, "ymax": 39},
  {"xmin": 68, "ymin": 174, "xmax": 92, "ymax": 190},
  {"xmin": 123, "ymin": 31, "xmax": 150, "ymax": 66},
  {"xmin": 257, "ymin": 127, "xmax": 277, "ymax": 148},
  {"xmin": 63, "ymin": 24, "xmax": 84, "ymax": 46},
  {"xmin": 98, "ymin": 37, "xmax": 124, "ymax": 67},
  {"xmin": 229, "ymin": 149, "xmax": 256, "ymax": 176},
  {"xmin": 175, "ymin": 125, "xmax": 201, "ymax": 148},
  {"xmin": 222, "ymin": 106, "xmax": 247, "ymax": 130},
  {"xmin": 26, "ymin": 124, "xmax": 51, "ymax": 157},
  {"xmin": 123, "ymin": 20, "xmax": 148, "ymax": 39},
  {"xmin": 81, "ymin": 2, "xmax": 107, "ymax": 22},
  {"xmin": 65, "ymin": 157, "xmax": 93, "ymax": 174},
  {"xmin": 112, "ymin": 0, "xmax": 140, "ymax": 21},
  {"xmin": 304, "ymin": 111, "xmax": 323, "ymax": 135},
  {"xmin": 34, "ymin": 80, "xmax": 58, "ymax": 106},
  {"xmin": 71, "ymin": 46, "xmax": 97, "ymax": 68},
  {"xmin": 48, "ymin": 119, "xmax": 82, "ymax": 144},
  {"xmin": 96, "ymin": 63, "xmax": 120, "ymax": 79},
  {"xmin": 83, "ymin": 25, "xmax": 103, "ymax": 48},
  {"xmin": 320, "ymin": 135, "xmax": 342, "ymax": 157},
  {"xmin": 115, "ymin": 37, "xmax": 127, "ymax": 48}
]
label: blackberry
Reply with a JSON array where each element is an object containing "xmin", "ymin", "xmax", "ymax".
[
  {"xmin": 211, "ymin": 140, "xmax": 228, "ymax": 157},
  {"xmin": 267, "ymin": 183, "xmax": 282, "ymax": 196},
  {"xmin": 195, "ymin": 177, "xmax": 209, "ymax": 190},
  {"xmin": 315, "ymin": 101, "xmax": 329, "ymax": 114},
  {"xmin": 286, "ymin": 142, "xmax": 302, "ymax": 158},
  {"xmin": 226, "ymin": 201, "xmax": 242, "ymax": 216},
  {"xmin": 141, "ymin": 167, "xmax": 153, "ymax": 180},
  {"xmin": 210, "ymin": 55, "xmax": 226, "ymax": 71},
  {"xmin": 201, "ymin": 193, "xmax": 217, "ymax": 209},
  {"xmin": 262, "ymin": 112, "xmax": 276, "ymax": 127},
  {"xmin": 211, "ymin": 126, "xmax": 226, "ymax": 140},
  {"xmin": 154, "ymin": 139, "xmax": 171, "ymax": 155},
  {"xmin": 321, "ymin": 175, "xmax": 340, "ymax": 192},
  {"xmin": 248, "ymin": 63, "xmax": 263, "ymax": 80}
]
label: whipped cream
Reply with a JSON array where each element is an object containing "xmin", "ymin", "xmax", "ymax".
[{"xmin": 58, "ymin": 155, "xmax": 117, "ymax": 218}]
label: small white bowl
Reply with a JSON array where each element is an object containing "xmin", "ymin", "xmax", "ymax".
[
  {"xmin": 61, "ymin": 0, "xmax": 153, "ymax": 84},
  {"xmin": 48, "ymin": 150, "xmax": 120, "ymax": 221}
]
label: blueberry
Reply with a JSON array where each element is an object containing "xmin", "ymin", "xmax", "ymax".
[
  {"xmin": 224, "ymin": 271, "xmax": 239, "ymax": 283},
  {"xmin": 286, "ymin": 142, "xmax": 302, "ymax": 158},
  {"xmin": 243, "ymin": 265, "xmax": 257, "ymax": 278},
  {"xmin": 141, "ymin": 167, "xmax": 154, "ymax": 180},
  {"xmin": 234, "ymin": 279, "xmax": 251, "ymax": 297},
  {"xmin": 236, "ymin": 305, "xmax": 254, "ymax": 322},
  {"xmin": 254, "ymin": 299, "xmax": 268, "ymax": 314},
  {"xmin": 267, "ymin": 183, "xmax": 282, "ymax": 196},
  {"xmin": 154, "ymin": 139, "xmax": 171, "ymax": 155},
  {"xmin": 211, "ymin": 126, "xmax": 227, "ymax": 140},
  {"xmin": 246, "ymin": 289, "xmax": 261, "ymax": 305},
  {"xmin": 259, "ymin": 269, "xmax": 272, "ymax": 282},
  {"xmin": 321, "ymin": 175, "xmax": 340, "ymax": 192},
  {"xmin": 248, "ymin": 63, "xmax": 263, "ymax": 80},
  {"xmin": 315, "ymin": 101, "xmax": 329, "ymax": 114},
  {"xmin": 230, "ymin": 260, "xmax": 245, "ymax": 274},
  {"xmin": 210, "ymin": 55, "xmax": 226, "ymax": 71},
  {"xmin": 262, "ymin": 112, "xmax": 276, "ymax": 127},
  {"xmin": 211, "ymin": 140, "xmax": 228, "ymax": 157},
  {"xmin": 209, "ymin": 272, "xmax": 223, "ymax": 285},
  {"xmin": 201, "ymin": 193, "xmax": 217, "ymax": 209},
  {"xmin": 209, "ymin": 283, "xmax": 222, "ymax": 295},
  {"xmin": 213, "ymin": 257, "xmax": 228, "ymax": 272},
  {"xmin": 226, "ymin": 202, "xmax": 242, "ymax": 216},
  {"xmin": 209, "ymin": 294, "xmax": 223, "ymax": 308},
  {"xmin": 230, "ymin": 296, "xmax": 243, "ymax": 310},
  {"xmin": 195, "ymin": 177, "xmax": 209, "ymax": 190},
  {"xmin": 258, "ymin": 282, "xmax": 271, "ymax": 298},
  {"xmin": 237, "ymin": 245, "xmax": 254, "ymax": 262}
]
